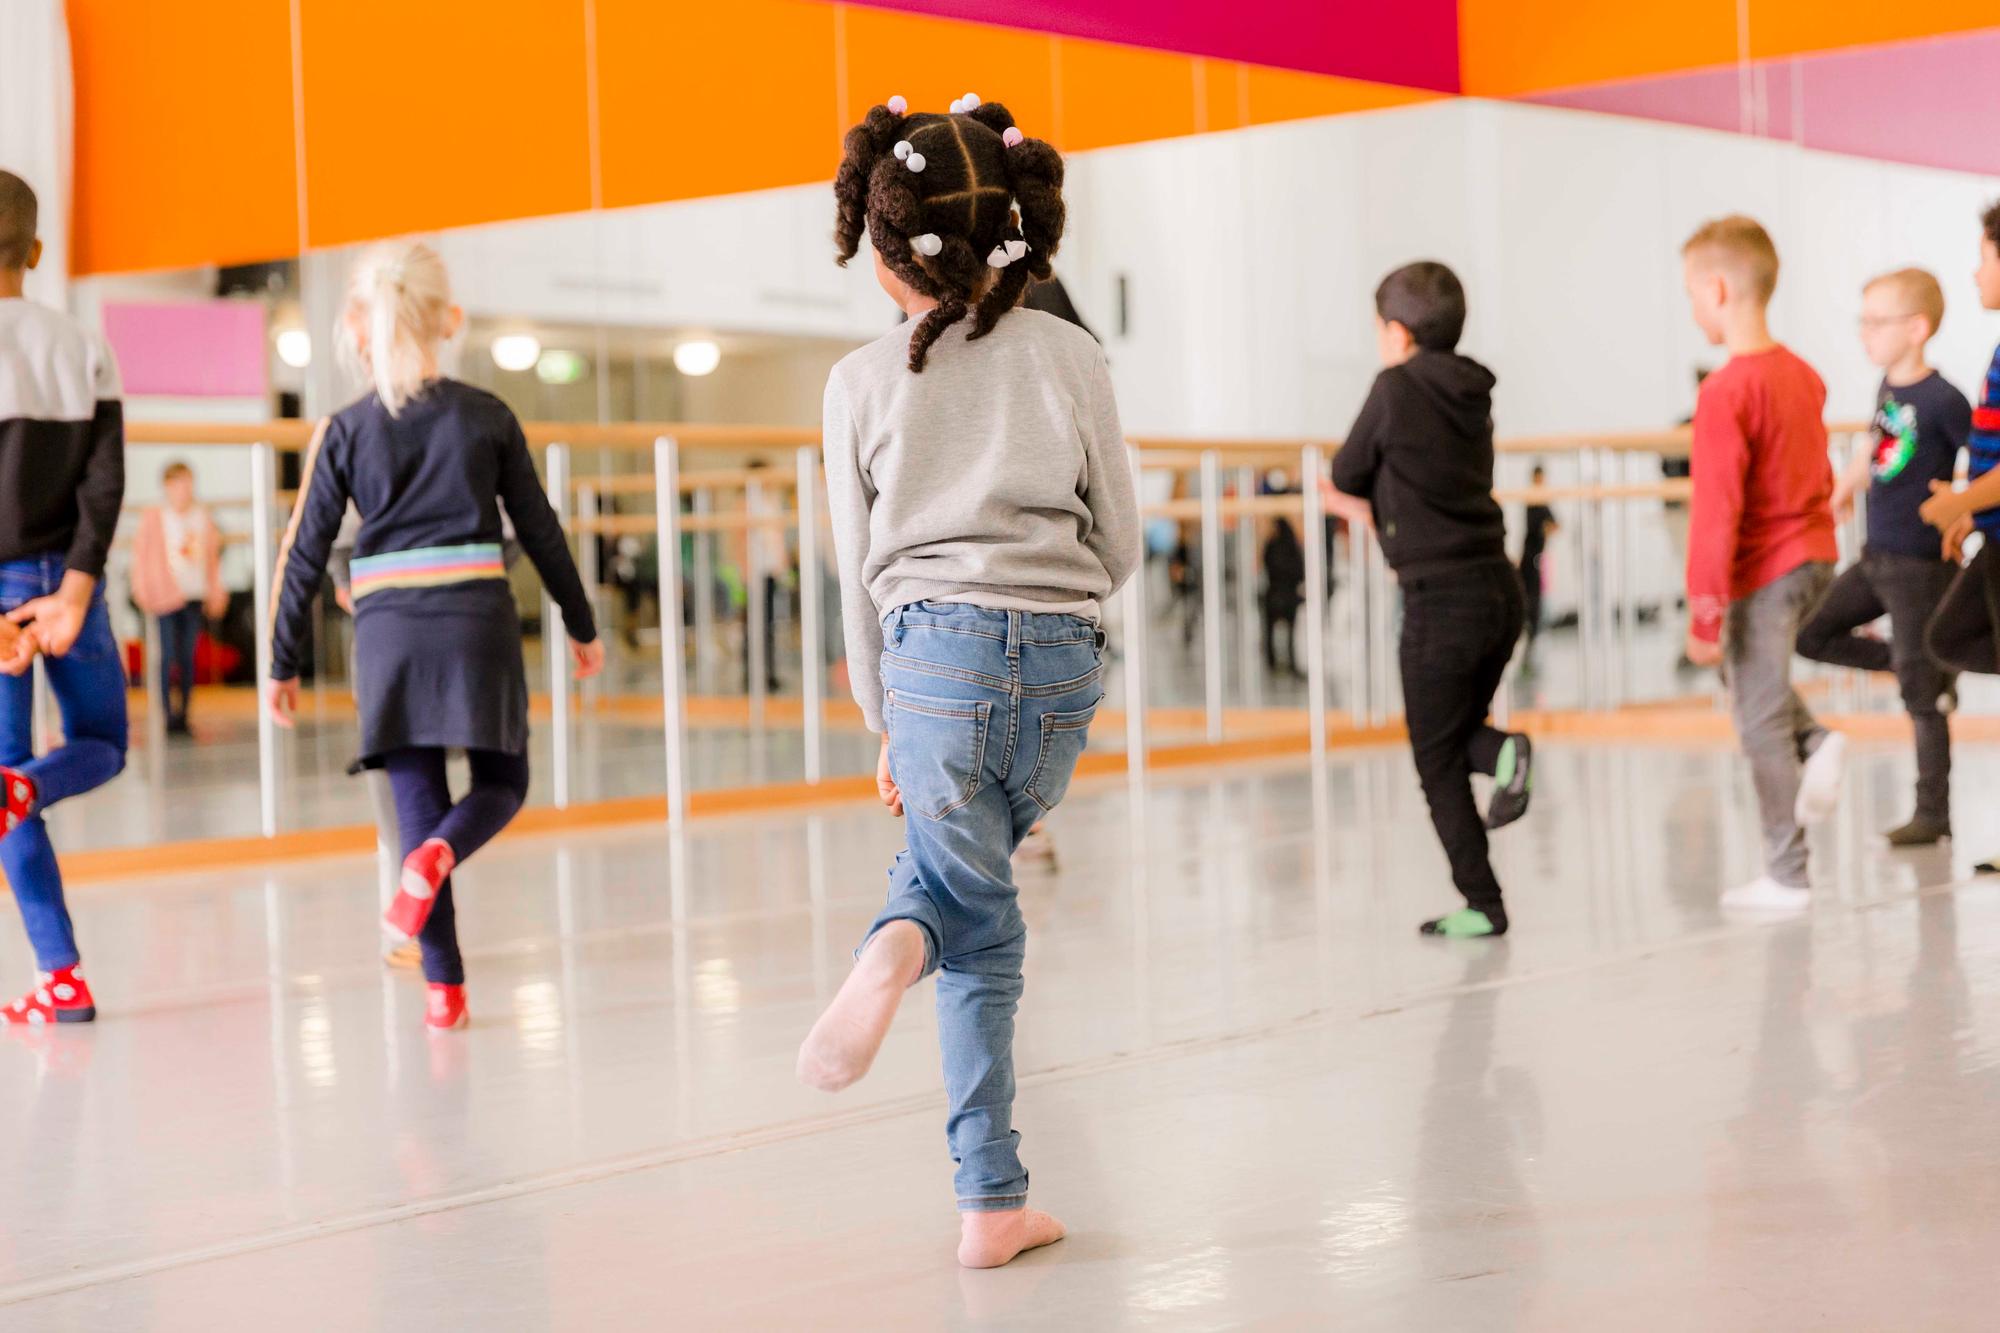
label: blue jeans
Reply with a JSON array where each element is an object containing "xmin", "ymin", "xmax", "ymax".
[
  {"xmin": 864, "ymin": 602, "xmax": 1103, "ymax": 1212},
  {"xmin": 157, "ymin": 604, "xmax": 203, "ymax": 727},
  {"xmin": 0, "ymin": 556, "xmax": 129, "ymax": 971}
]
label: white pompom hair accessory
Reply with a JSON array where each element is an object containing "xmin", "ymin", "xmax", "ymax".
[
  {"xmin": 893, "ymin": 140, "xmax": 912, "ymax": 160},
  {"xmin": 905, "ymin": 152, "xmax": 926, "ymax": 173},
  {"xmin": 1002, "ymin": 127, "xmax": 1024, "ymax": 148},
  {"xmin": 887, "ymin": 94, "xmax": 908, "ymax": 115},
  {"xmin": 912, "ymin": 233, "xmax": 944, "ymax": 257},
  {"xmin": 948, "ymin": 92, "xmax": 983, "ymax": 114},
  {"xmin": 986, "ymin": 238, "xmax": 1030, "ymax": 269}
]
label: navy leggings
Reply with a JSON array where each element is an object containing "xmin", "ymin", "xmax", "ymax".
[{"xmin": 382, "ymin": 747, "xmax": 530, "ymax": 985}]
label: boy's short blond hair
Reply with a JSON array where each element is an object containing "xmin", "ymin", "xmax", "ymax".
[
  {"xmin": 1682, "ymin": 215, "xmax": 1780, "ymax": 304},
  {"xmin": 1864, "ymin": 267, "xmax": 1945, "ymax": 339}
]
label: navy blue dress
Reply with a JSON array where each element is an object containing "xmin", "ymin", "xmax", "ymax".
[{"xmin": 270, "ymin": 380, "xmax": 596, "ymax": 760}]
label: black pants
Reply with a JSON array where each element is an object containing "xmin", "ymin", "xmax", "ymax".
[
  {"xmin": 1263, "ymin": 598, "xmax": 1300, "ymax": 675},
  {"xmin": 1399, "ymin": 562, "xmax": 1525, "ymax": 914},
  {"xmin": 1796, "ymin": 550, "xmax": 1953, "ymax": 822},
  {"xmin": 156, "ymin": 604, "xmax": 204, "ymax": 727},
  {"xmin": 1927, "ymin": 543, "xmax": 2000, "ymax": 675},
  {"xmin": 1519, "ymin": 557, "xmax": 1543, "ymax": 642},
  {"xmin": 383, "ymin": 747, "xmax": 531, "ymax": 985}
]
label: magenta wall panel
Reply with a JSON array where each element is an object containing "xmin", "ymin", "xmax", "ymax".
[
  {"xmin": 103, "ymin": 301, "xmax": 269, "ymax": 399},
  {"xmin": 1526, "ymin": 31, "xmax": 2000, "ymax": 178},
  {"xmin": 836, "ymin": 0, "xmax": 1462, "ymax": 93}
]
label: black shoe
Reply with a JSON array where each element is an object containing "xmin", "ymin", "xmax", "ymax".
[
  {"xmin": 1885, "ymin": 816, "xmax": 1951, "ymax": 847},
  {"xmin": 1485, "ymin": 734, "xmax": 1533, "ymax": 830}
]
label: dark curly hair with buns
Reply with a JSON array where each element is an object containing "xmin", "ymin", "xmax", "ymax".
[{"xmin": 834, "ymin": 97, "xmax": 1065, "ymax": 371}]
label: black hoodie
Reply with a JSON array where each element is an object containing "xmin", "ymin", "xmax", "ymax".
[{"xmin": 1330, "ymin": 349, "xmax": 1506, "ymax": 578}]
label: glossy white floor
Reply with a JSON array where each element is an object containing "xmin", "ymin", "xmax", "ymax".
[{"xmin": 4, "ymin": 738, "xmax": 1999, "ymax": 1329}]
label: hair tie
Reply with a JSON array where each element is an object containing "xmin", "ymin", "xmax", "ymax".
[
  {"xmin": 911, "ymin": 233, "xmax": 943, "ymax": 258},
  {"xmin": 904, "ymin": 151, "xmax": 926, "ymax": 173},
  {"xmin": 887, "ymin": 94, "xmax": 907, "ymax": 116},
  {"xmin": 986, "ymin": 239, "xmax": 1029, "ymax": 269},
  {"xmin": 893, "ymin": 140, "xmax": 911, "ymax": 160},
  {"xmin": 1002, "ymin": 127, "xmax": 1023, "ymax": 148}
]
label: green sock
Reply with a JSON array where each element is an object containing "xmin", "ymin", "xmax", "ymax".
[
  {"xmin": 1421, "ymin": 908, "xmax": 1502, "ymax": 938},
  {"xmin": 1495, "ymin": 738, "xmax": 1517, "ymax": 787}
]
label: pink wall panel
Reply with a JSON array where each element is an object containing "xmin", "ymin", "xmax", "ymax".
[
  {"xmin": 1526, "ymin": 31, "xmax": 2000, "ymax": 178},
  {"xmin": 103, "ymin": 302, "xmax": 269, "ymax": 399},
  {"xmin": 834, "ymin": 0, "xmax": 1462, "ymax": 92}
]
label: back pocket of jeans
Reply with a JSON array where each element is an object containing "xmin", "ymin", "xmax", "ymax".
[
  {"xmin": 1025, "ymin": 699, "xmax": 1099, "ymax": 812},
  {"xmin": 886, "ymin": 688, "xmax": 991, "ymax": 821}
]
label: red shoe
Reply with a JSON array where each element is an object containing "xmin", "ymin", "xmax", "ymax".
[
  {"xmin": 1, "ymin": 964, "xmax": 95, "ymax": 1024},
  {"xmin": 384, "ymin": 838, "xmax": 455, "ymax": 941},
  {"xmin": 2, "ymin": 766, "xmax": 37, "ymax": 837},
  {"xmin": 425, "ymin": 983, "xmax": 468, "ymax": 1031}
]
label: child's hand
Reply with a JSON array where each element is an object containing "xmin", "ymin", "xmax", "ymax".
[
  {"xmin": 1921, "ymin": 479, "xmax": 1966, "ymax": 532},
  {"xmin": 570, "ymin": 637, "xmax": 605, "ymax": 680},
  {"xmin": 1684, "ymin": 629, "xmax": 1723, "ymax": 668},
  {"xmin": 0, "ymin": 620, "xmax": 33, "ymax": 677},
  {"xmin": 267, "ymin": 677, "xmax": 300, "ymax": 729},
  {"xmin": 876, "ymin": 737, "xmax": 903, "ymax": 817},
  {"xmin": 1943, "ymin": 513, "xmax": 1976, "ymax": 563}
]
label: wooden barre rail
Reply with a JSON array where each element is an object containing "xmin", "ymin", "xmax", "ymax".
[{"xmin": 126, "ymin": 420, "xmax": 1873, "ymax": 460}]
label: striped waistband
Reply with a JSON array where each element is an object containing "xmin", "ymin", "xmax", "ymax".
[{"xmin": 350, "ymin": 543, "xmax": 506, "ymax": 599}]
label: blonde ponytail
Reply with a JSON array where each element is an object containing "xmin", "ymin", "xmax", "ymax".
[{"xmin": 338, "ymin": 240, "xmax": 453, "ymax": 416}]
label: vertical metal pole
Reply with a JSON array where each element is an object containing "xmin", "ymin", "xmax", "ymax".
[
  {"xmin": 1577, "ymin": 449, "xmax": 1600, "ymax": 710},
  {"xmin": 577, "ymin": 482, "xmax": 601, "ymax": 708},
  {"xmin": 1233, "ymin": 465, "xmax": 1259, "ymax": 708},
  {"xmin": 143, "ymin": 607, "xmax": 168, "ymax": 754},
  {"xmin": 1344, "ymin": 504, "xmax": 1366, "ymax": 725},
  {"xmin": 692, "ymin": 489, "xmax": 716, "ymax": 696},
  {"xmin": 1614, "ymin": 450, "xmax": 1634, "ymax": 707},
  {"xmin": 1368, "ymin": 533, "xmax": 1393, "ymax": 726},
  {"xmin": 251, "ymin": 442, "xmax": 279, "ymax": 837},
  {"xmin": 1302, "ymin": 446, "xmax": 1329, "ymax": 806},
  {"xmin": 1199, "ymin": 450, "xmax": 1225, "ymax": 743},
  {"xmin": 1122, "ymin": 445, "xmax": 1149, "ymax": 801},
  {"xmin": 796, "ymin": 446, "xmax": 825, "ymax": 784},
  {"xmin": 29, "ymin": 658, "xmax": 49, "ymax": 755},
  {"xmin": 655, "ymin": 438, "xmax": 690, "ymax": 827},
  {"xmin": 545, "ymin": 442, "xmax": 572, "ymax": 809},
  {"xmin": 746, "ymin": 479, "xmax": 768, "ymax": 727}
]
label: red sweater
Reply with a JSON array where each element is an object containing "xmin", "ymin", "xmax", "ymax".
[{"xmin": 1686, "ymin": 346, "xmax": 1838, "ymax": 643}]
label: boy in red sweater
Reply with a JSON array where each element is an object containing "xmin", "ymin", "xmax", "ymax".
[{"xmin": 1680, "ymin": 216, "xmax": 1843, "ymax": 914}]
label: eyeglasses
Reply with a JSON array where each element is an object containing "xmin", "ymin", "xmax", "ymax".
[{"xmin": 1859, "ymin": 313, "xmax": 1921, "ymax": 329}]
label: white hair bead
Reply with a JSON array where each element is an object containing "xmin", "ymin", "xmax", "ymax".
[
  {"xmin": 912, "ymin": 233, "xmax": 943, "ymax": 257},
  {"xmin": 961, "ymin": 92, "xmax": 981, "ymax": 110},
  {"xmin": 887, "ymin": 95, "xmax": 907, "ymax": 116},
  {"xmin": 948, "ymin": 98, "xmax": 964, "ymax": 114},
  {"xmin": 986, "ymin": 246, "xmax": 1012, "ymax": 268},
  {"xmin": 893, "ymin": 140, "xmax": 912, "ymax": 160},
  {"xmin": 1004, "ymin": 239, "xmax": 1028, "ymax": 261},
  {"xmin": 1002, "ymin": 127, "xmax": 1024, "ymax": 148},
  {"xmin": 905, "ymin": 152, "xmax": 926, "ymax": 173}
]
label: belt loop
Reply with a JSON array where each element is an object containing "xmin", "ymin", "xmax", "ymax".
[{"xmin": 1006, "ymin": 610, "xmax": 1021, "ymax": 659}]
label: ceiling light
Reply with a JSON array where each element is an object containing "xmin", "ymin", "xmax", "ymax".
[
  {"xmin": 673, "ymin": 339, "xmax": 721, "ymax": 377},
  {"xmin": 492, "ymin": 333, "xmax": 541, "ymax": 373}
]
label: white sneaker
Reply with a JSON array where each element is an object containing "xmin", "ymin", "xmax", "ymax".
[
  {"xmin": 1794, "ymin": 731, "xmax": 1847, "ymax": 826},
  {"xmin": 1721, "ymin": 876, "xmax": 1811, "ymax": 914}
]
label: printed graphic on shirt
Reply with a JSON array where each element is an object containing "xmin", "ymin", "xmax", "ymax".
[{"xmin": 1871, "ymin": 395, "xmax": 1918, "ymax": 483}]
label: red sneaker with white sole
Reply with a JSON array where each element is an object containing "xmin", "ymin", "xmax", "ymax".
[
  {"xmin": 426, "ymin": 983, "xmax": 468, "ymax": 1031},
  {"xmin": 1, "ymin": 964, "xmax": 95, "ymax": 1024},
  {"xmin": 384, "ymin": 838, "xmax": 455, "ymax": 941},
  {"xmin": 2, "ymin": 766, "xmax": 37, "ymax": 838}
]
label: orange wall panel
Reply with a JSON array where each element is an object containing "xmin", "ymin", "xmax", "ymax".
[
  {"xmin": 1748, "ymin": 0, "xmax": 1998, "ymax": 58},
  {"xmin": 838, "ymin": 7, "xmax": 1058, "ymax": 142},
  {"xmin": 1458, "ymin": 0, "xmax": 1738, "ymax": 97},
  {"xmin": 1055, "ymin": 38, "xmax": 1199, "ymax": 151},
  {"xmin": 596, "ymin": 0, "xmax": 838, "ymax": 208},
  {"xmin": 68, "ymin": 0, "xmax": 299, "ymax": 273},
  {"xmin": 1245, "ymin": 66, "xmax": 1439, "ymax": 126},
  {"xmin": 297, "ymin": 0, "xmax": 591, "ymax": 246}
]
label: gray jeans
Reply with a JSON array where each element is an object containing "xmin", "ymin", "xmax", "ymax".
[{"xmin": 1722, "ymin": 562, "xmax": 1834, "ymax": 888}]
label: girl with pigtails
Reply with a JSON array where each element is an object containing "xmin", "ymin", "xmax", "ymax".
[
  {"xmin": 796, "ymin": 93, "xmax": 1139, "ymax": 1268},
  {"xmin": 267, "ymin": 241, "xmax": 602, "ymax": 1032}
]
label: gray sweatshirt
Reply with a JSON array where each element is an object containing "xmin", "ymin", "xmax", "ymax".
[{"xmin": 822, "ymin": 308, "xmax": 1141, "ymax": 732}]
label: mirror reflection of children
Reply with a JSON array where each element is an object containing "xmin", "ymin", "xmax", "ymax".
[{"xmin": 132, "ymin": 460, "xmax": 228, "ymax": 735}]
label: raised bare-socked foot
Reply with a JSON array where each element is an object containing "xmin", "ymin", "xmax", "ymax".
[
  {"xmin": 796, "ymin": 920, "xmax": 926, "ymax": 1092},
  {"xmin": 958, "ymin": 1208, "xmax": 1066, "ymax": 1269}
]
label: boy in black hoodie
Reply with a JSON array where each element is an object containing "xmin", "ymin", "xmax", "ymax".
[{"xmin": 1331, "ymin": 261, "xmax": 1531, "ymax": 938}]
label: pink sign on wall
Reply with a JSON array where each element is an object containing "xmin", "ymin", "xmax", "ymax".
[{"xmin": 101, "ymin": 301, "xmax": 269, "ymax": 399}]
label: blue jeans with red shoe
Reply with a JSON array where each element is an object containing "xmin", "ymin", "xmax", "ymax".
[{"xmin": 0, "ymin": 555, "xmax": 129, "ymax": 971}]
